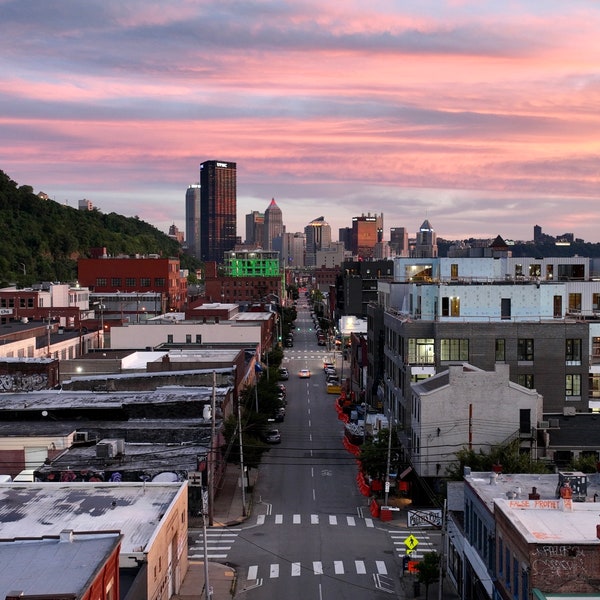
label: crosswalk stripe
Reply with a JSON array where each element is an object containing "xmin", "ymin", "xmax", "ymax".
[
  {"xmin": 275, "ymin": 514, "xmax": 283, "ymax": 524},
  {"xmin": 376, "ymin": 561, "xmax": 387, "ymax": 575},
  {"xmin": 248, "ymin": 565, "xmax": 258, "ymax": 580},
  {"xmin": 334, "ymin": 561, "xmax": 344, "ymax": 575},
  {"xmin": 270, "ymin": 564, "xmax": 279, "ymax": 578},
  {"xmin": 355, "ymin": 560, "xmax": 366, "ymax": 574},
  {"xmin": 311, "ymin": 514, "xmax": 319, "ymax": 524},
  {"xmin": 293, "ymin": 514, "xmax": 301, "ymax": 524},
  {"xmin": 256, "ymin": 515, "xmax": 265, "ymax": 525},
  {"xmin": 291, "ymin": 562, "xmax": 302, "ymax": 577},
  {"xmin": 329, "ymin": 515, "xmax": 337, "ymax": 525},
  {"xmin": 313, "ymin": 561, "xmax": 323, "ymax": 575},
  {"xmin": 346, "ymin": 516, "xmax": 356, "ymax": 526}
]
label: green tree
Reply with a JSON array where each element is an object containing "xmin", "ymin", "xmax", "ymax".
[
  {"xmin": 415, "ymin": 551, "xmax": 440, "ymax": 600},
  {"xmin": 446, "ymin": 439, "xmax": 551, "ymax": 480}
]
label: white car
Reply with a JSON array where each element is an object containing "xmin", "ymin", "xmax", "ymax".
[{"xmin": 298, "ymin": 369, "xmax": 311, "ymax": 378}]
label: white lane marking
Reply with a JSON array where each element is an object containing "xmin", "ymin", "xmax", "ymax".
[
  {"xmin": 270, "ymin": 564, "xmax": 279, "ymax": 578},
  {"xmin": 334, "ymin": 561, "xmax": 344, "ymax": 575},
  {"xmin": 313, "ymin": 561, "xmax": 323, "ymax": 575},
  {"xmin": 346, "ymin": 516, "xmax": 356, "ymax": 526},
  {"xmin": 275, "ymin": 514, "xmax": 283, "ymax": 524},
  {"xmin": 293, "ymin": 514, "xmax": 301, "ymax": 524},
  {"xmin": 376, "ymin": 561, "xmax": 388, "ymax": 575},
  {"xmin": 291, "ymin": 562, "xmax": 302, "ymax": 576},
  {"xmin": 248, "ymin": 565, "xmax": 258, "ymax": 580},
  {"xmin": 355, "ymin": 560, "xmax": 366, "ymax": 574},
  {"xmin": 311, "ymin": 514, "xmax": 319, "ymax": 524},
  {"xmin": 256, "ymin": 515, "xmax": 265, "ymax": 525},
  {"xmin": 329, "ymin": 515, "xmax": 337, "ymax": 525},
  {"xmin": 365, "ymin": 518, "xmax": 374, "ymax": 528}
]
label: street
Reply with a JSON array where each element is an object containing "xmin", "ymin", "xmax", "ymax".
[{"xmin": 188, "ymin": 300, "xmax": 441, "ymax": 599}]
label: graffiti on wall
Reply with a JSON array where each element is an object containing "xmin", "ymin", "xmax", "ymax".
[
  {"xmin": 531, "ymin": 544, "xmax": 588, "ymax": 580},
  {"xmin": 0, "ymin": 373, "xmax": 48, "ymax": 392}
]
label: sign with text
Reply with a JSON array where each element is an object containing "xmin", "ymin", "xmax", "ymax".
[{"xmin": 408, "ymin": 509, "xmax": 442, "ymax": 528}]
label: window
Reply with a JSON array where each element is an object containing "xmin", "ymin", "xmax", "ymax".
[
  {"xmin": 407, "ymin": 338, "xmax": 434, "ymax": 364},
  {"xmin": 111, "ymin": 277, "xmax": 122, "ymax": 287},
  {"xmin": 19, "ymin": 298, "xmax": 25, "ymax": 308},
  {"xmin": 568, "ymin": 293, "xmax": 582, "ymax": 312},
  {"xmin": 594, "ymin": 294, "xmax": 600, "ymax": 312},
  {"xmin": 155, "ymin": 277, "xmax": 166, "ymax": 287},
  {"xmin": 126, "ymin": 278, "xmax": 136, "ymax": 287},
  {"xmin": 140, "ymin": 277, "xmax": 151, "ymax": 287},
  {"xmin": 441, "ymin": 297, "xmax": 459, "ymax": 316},
  {"xmin": 450, "ymin": 263, "xmax": 458, "ymax": 280},
  {"xmin": 440, "ymin": 339, "xmax": 469, "ymax": 361},
  {"xmin": 529, "ymin": 264, "xmax": 541, "ymax": 277},
  {"xmin": 515, "ymin": 264, "xmax": 523, "ymax": 277},
  {"xmin": 589, "ymin": 374, "xmax": 600, "ymax": 398},
  {"xmin": 518, "ymin": 374, "xmax": 534, "ymax": 389},
  {"xmin": 517, "ymin": 339, "xmax": 534, "ymax": 361},
  {"xmin": 96, "ymin": 278, "xmax": 107, "ymax": 286},
  {"xmin": 196, "ymin": 334, "xmax": 202, "ymax": 343},
  {"xmin": 27, "ymin": 298, "xmax": 34, "ymax": 308},
  {"xmin": 558, "ymin": 264, "xmax": 585, "ymax": 281},
  {"xmin": 565, "ymin": 374, "xmax": 581, "ymax": 397},
  {"xmin": 553, "ymin": 295, "xmax": 562, "ymax": 318},
  {"xmin": 186, "ymin": 334, "xmax": 191, "ymax": 343},
  {"xmin": 546, "ymin": 264, "xmax": 554, "ymax": 280},
  {"xmin": 501, "ymin": 298, "xmax": 511, "ymax": 320},
  {"xmin": 167, "ymin": 334, "xmax": 173, "ymax": 344},
  {"xmin": 495, "ymin": 339, "xmax": 506, "ymax": 361},
  {"xmin": 565, "ymin": 339, "xmax": 582, "ymax": 363}
]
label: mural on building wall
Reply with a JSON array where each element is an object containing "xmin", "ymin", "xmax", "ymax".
[
  {"xmin": 35, "ymin": 469, "xmax": 189, "ymax": 483},
  {"xmin": 0, "ymin": 373, "xmax": 48, "ymax": 392}
]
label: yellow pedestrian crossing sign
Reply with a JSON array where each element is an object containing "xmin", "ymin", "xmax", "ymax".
[{"xmin": 404, "ymin": 534, "xmax": 419, "ymax": 554}]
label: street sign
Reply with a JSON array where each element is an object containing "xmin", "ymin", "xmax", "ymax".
[
  {"xmin": 188, "ymin": 471, "xmax": 202, "ymax": 487},
  {"xmin": 404, "ymin": 534, "xmax": 419, "ymax": 553}
]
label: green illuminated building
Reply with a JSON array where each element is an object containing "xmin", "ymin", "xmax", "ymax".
[{"xmin": 224, "ymin": 250, "xmax": 281, "ymax": 277}]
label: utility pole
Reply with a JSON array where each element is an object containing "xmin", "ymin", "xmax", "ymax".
[
  {"xmin": 209, "ymin": 371, "xmax": 216, "ymax": 526},
  {"xmin": 384, "ymin": 412, "xmax": 393, "ymax": 506},
  {"xmin": 438, "ymin": 499, "xmax": 447, "ymax": 600},
  {"xmin": 237, "ymin": 400, "xmax": 247, "ymax": 516},
  {"xmin": 201, "ymin": 486, "xmax": 211, "ymax": 600}
]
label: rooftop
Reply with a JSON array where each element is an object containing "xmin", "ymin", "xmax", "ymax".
[
  {"xmin": 0, "ymin": 482, "xmax": 184, "ymax": 554},
  {"xmin": 0, "ymin": 532, "xmax": 121, "ymax": 598}
]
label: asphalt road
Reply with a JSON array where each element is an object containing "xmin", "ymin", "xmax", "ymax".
[{"xmin": 224, "ymin": 300, "xmax": 403, "ymax": 599}]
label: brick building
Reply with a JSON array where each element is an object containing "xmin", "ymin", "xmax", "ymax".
[{"xmin": 78, "ymin": 251, "xmax": 186, "ymax": 312}]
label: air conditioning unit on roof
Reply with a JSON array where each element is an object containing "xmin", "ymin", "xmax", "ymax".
[{"xmin": 538, "ymin": 421, "xmax": 549, "ymax": 429}]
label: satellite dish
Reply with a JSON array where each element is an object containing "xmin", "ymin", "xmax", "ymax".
[{"xmin": 41, "ymin": 410, "xmax": 48, "ymax": 417}]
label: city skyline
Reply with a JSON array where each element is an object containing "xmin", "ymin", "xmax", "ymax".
[{"xmin": 1, "ymin": 2, "xmax": 599, "ymax": 241}]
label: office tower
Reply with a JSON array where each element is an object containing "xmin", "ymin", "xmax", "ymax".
[
  {"xmin": 185, "ymin": 184, "xmax": 201, "ymax": 259},
  {"xmin": 390, "ymin": 227, "xmax": 409, "ymax": 256},
  {"xmin": 245, "ymin": 210, "xmax": 264, "ymax": 247},
  {"xmin": 305, "ymin": 216, "xmax": 332, "ymax": 267},
  {"xmin": 281, "ymin": 232, "xmax": 306, "ymax": 267},
  {"xmin": 199, "ymin": 160, "xmax": 237, "ymax": 263},
  {"xmin": 414, "ymin": 218, "xmax": 438, "ymax": 258},
  {"xmin": 264, "ymin": 198, "xmax": 284, "ymax": 250},
  {"xmin": 351, "ymin": 213, "xmax": 382, "ymax": 259}
]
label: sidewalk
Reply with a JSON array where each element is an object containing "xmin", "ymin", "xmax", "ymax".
[{"xmin": 174, "ymin": 465, "xmax": 256, "ymax": 600}]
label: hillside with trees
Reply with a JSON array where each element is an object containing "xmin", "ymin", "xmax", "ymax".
[{"xmin": 0, "ymin": 170, "xmax": 198, "ymax": 284}]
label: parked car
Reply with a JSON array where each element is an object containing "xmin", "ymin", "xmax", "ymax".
[
  {"xmin": 279, "ymin": 368, "xmax": 289, "ymax": 381},
  {"xmin": 264, "ymin": 428, "xmax": 281, "ymax": 444}
]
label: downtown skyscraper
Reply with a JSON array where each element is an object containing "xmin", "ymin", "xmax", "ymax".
[{"xmin": 199, "ymin": 160, "xmax": 237, "ymax": 263}]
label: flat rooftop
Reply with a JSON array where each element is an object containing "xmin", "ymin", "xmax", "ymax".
[
  {"xmin": 0, "ymin": 387, "xmax": 226, "ymax": 411},
  {"xmin": 0, "ymin": 482, "xmax": 184, "ymax": 554},
  {"xmin": 0, "ymin": 532, "xmax": 121, "ymax": 597}
]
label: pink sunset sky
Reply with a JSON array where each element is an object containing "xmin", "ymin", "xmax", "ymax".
[{"xmin": 1, "ymin": 0, "xmax": 599, "ymax": 243}]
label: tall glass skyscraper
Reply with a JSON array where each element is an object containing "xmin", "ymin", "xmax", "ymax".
[
  {"xmin": 200, "ymin": 160, "xmax": 237, "ymax": 263},
  {"xmin": 264, "ymin": 198, "xmax": 284, "ymax": 250},
  {"xmin": 185, "ymin": 183, "xmax": 201, "ymax": 259}
]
